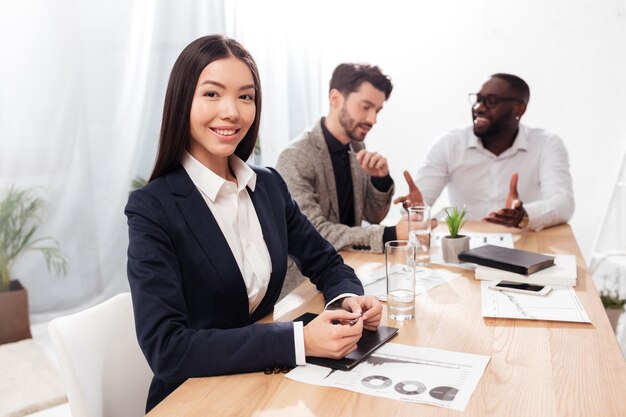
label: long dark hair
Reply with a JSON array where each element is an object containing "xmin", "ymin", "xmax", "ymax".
[{"xmin": 150, "ymin": 35, "xmax": 262, "ymax": 181}]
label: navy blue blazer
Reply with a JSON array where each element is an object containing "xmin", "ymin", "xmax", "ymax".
[{"xmin": 125, "ymin": 164, "xmax": 364, "ymax": 411}]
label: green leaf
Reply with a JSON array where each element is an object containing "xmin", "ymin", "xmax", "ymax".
[
  {"xmin": 131, "ymin": 176, "xmax": 148, "ymax": 191},
  {"xmin": 443, "ymin": 207, "xmax": 468, "ymax": 238},
  {"xmin": 600, "ymin": 290, "xmax": 626, "ymax": 309},
  {"xmin": 0, "ymin": 186, "xmax": 67, "ymax": 291}
]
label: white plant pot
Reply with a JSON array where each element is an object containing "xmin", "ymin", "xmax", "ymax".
[{"xmin": 441, "ymin": 235, "xmax": 470, "ymax": 264}]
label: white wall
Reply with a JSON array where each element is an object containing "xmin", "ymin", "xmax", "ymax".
[{"xmin": 293, "ymin": 0, "xmax": 626, "ymax": 262}]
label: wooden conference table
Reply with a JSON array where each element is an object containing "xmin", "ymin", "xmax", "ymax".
[{"xmin": 147, "ymin": 222, "xmax": 626, "ymax": 417}]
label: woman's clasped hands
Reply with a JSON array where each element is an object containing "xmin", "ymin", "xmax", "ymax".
[{"xmin": 303, "ymin": 295, "xmax": 382, "ymax": 359}]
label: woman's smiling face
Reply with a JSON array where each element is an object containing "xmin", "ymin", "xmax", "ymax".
[{"xmin": 188, "ymin": 56, "xmax": 256, "ymax": 172}]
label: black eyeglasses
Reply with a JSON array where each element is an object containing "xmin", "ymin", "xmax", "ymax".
[{"xmin": 468, "ymin": 93, "xmax": 523, "ymax": 109}]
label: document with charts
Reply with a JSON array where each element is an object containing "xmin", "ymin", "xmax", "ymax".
[
  {"xmin": 286, "ymin": 343, "xmax": 490, "ymax": 411},
  {"xmin": 481, "ymin": 281, "xmax": 591, "ymax": 323}
]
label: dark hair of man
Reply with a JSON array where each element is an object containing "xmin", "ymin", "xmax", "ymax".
[
  {"xmin": 150, "ymin": 35, "xmax": 262, "ymax": 181},
  {"xmin": 491, "ymin": 73, "xmax": 530, "ymax": 104},
  {"xmin": 329, "ymin": 63, "xmax": 393, "ymax": 100}
]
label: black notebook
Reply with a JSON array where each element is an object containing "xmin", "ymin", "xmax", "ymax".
[
  {"xmin": 293, "ymin": 312, "xmax": 398, "ymax": 371},
  {"xmin": 458, "ymin": 244, "xmax": 555, "ymax": 275}
]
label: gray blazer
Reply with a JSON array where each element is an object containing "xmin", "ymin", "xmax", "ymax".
[{"xmin": 276, "ymin": 119, "xmax": 394, "ymax": 254}]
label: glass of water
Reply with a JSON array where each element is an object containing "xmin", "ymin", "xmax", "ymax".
[
  {"xmin": 408, "ymin": 206, "xmax": 431, "ymax": 266},
  {"xmin": 385, "ymin": 240, "xmax": 416, "ymax": 321}
]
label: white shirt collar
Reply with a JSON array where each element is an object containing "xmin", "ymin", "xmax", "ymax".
[
  {"xmin": 467, "ymin": 123, "xmax": 529, "ymax": 154},
  {"xmin": 182, "ymin": 152, "xmax": 257, "ymax": 202}
]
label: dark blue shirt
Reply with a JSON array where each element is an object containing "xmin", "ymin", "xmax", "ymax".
[
  {"xmin": 321, "ymin": 119, "xmax": 355, "ymax": 227},
  {"xmin": 320, "ymin": 119, "xmax": 396, "ymax": 243}
]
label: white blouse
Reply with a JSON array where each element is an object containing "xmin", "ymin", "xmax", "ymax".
[
  {"xmin": 182, "ymin": 152, "xmax": 272, "ymax": 314},
  {"xmin": 182, "ymin": 152, "xmax": 306, "ymax": 365}
]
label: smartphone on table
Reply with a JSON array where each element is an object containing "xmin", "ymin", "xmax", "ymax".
[{"xmin": 489, "ymin": 280, "xmax": 552, "ymax": 296}]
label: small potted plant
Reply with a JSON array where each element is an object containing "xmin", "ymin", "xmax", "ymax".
[
  {"xmin": 0, "ymin": 186, "xmax": 67, "ymax": 344},
  {"xmin": 600, "ymin": 290, "xmax": 626, "ymax": 332},
  {"xmin": 441, "ymin": 207, "xmax": 470, "ymax": 264}
]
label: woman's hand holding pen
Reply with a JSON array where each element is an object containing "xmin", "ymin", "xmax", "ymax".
[
  {"xmin": 304, "ymin": 310, "xmax": 363, "ymax": 359},
  {"xmin": 341, "ymin": 295, "xmax": 382, "ymax": 331}
]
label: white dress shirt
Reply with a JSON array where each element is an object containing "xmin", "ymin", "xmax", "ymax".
[
  {"xmin": 415, "ymin": 124, "xmax": 574, "ymax": 230},
  {"xmin": 182, "ymin": 152, "xmax": 306, "ymax": 364}
]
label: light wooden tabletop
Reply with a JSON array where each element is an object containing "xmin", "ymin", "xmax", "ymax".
[{"xmin": 146, "ymin": 222, "xmax": 626, "ymax": 417}]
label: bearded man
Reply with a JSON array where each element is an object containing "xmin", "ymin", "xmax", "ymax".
[
  {"xmin": 395, "ymin": 73, "xmax": 574, "ymax": 231},
  {"xmin": 276, "ymin": 64, "xmax": 403, "ymax": 295}
]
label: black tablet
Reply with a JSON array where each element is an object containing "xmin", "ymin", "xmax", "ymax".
[{"xmin": 293, "ymin": 312, "xmax": 399, "ymax": 371}]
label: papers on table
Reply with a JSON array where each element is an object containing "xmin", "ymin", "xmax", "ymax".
[
  {"xmin": 286, "ymin": 343, "xmax": 490, "ymax": 411},
  {"xmin": 430, "ymin": 232, "xmax": 514, "ymax": 269},
  {"xmin": 357, "ymin": 266, "xmax": 460, "ymax": 301},
  {"xmin": 481, "ymin": 281, "xmax": 591, "ymax": 323}
]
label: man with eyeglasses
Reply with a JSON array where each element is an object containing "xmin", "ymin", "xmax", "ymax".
[{"xmin": 395, "ymin": 73, "xmax": 574, "ymax": 230}]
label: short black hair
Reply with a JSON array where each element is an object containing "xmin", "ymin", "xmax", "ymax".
[
  {"xmin": 491, "ymin": 73, "xmax": 530, "ymax": 104},
  {"xmin": 330, "ymin": 63, "xmax": 393, "ymax": 100}
]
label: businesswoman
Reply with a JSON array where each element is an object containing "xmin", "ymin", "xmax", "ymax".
[{"xmin": 125, "ymin": 35, "xmax": 382, "ymax": 411}]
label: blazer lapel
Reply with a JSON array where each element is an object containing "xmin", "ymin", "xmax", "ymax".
[
  {"xmin": 248, "ymin": 177, "xmax": 284, "ymax": 320},
  {"xmin": 167, "ymin": 166, "xmax": 250, "ymax": 325},
  {"xmin": 312, "ymin": 129, "xmax": 340, "ymax": 221}
]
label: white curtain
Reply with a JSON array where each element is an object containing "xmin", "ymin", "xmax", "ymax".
[{"xmin": 0, "ymin": 0, "xmax": 226, "ymax": 321}]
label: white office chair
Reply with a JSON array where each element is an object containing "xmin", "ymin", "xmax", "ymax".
[{"xmin": 48, "ymin": 292, "xmax": 153, "ymax": 417}]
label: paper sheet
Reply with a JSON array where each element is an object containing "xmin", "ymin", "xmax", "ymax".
[
  {"xmin": 481, "ymin": 281, "xmax": 591, "ymax": 323},
  {"xmin": 286, "ymin": 343, "xmax": 490, "ymax": 411},
  {"xmin": 358, "ymin": 266, "xmax": 460, "ymax": 301},
  {"xmin": 430, "ymin": 232, "xmax": 514, "ymax": 269}
]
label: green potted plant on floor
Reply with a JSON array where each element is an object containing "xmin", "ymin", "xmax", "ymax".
[
  {"xmin": 600, "ymin": 289, "xmax": 626, "ymax": 332},
  {"xmin": 441, "ymin": 207, "xmax": 470, "ymax": 264},
  {"xmin": 0, "ymin": 186, "xmax": 67, "ymax": 344}
]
